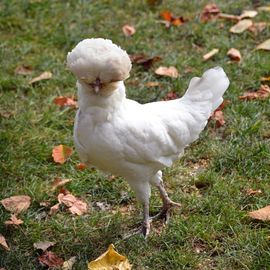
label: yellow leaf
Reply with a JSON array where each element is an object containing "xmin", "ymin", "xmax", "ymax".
[
  {"xmin": 230, "ymin": 19, "xmax": 253, "ymax": 33},
  {"xmin": 155, "ymin": 66, "xmax": 179, "ymax": 78},
  {"xmin": 203, "ymin": 48, "xmax": 219, "ymax": 61},
  {"xmin": 88, "ymin": 244, "xmax": 132, "ymax": 270},
  {"xmin": 256, "ymin": 39, "xmax": 270, "ymax": 50}
]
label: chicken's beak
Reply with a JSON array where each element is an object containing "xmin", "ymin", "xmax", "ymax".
[{"xmin": 93, "ymin": 78, "xmax": 101, "ymax": 94}]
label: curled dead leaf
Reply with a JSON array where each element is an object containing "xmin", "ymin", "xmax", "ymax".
[
  {"xmin": 88, "ymin": 244, "xmax": 132, "ymax": 270},
  {"xmin": 49, "ymin": 203, "xmax": 60, "ymax": 216},
  {"xmin": 245, "ymin": 188, "xmax": 262, "ymax": 196},
  {"xmin": 256, "ymin": 38, "xmax": 270, "ymax": 51},
  {"xmin": 227, "ymin": 48, "xmax": 241, "ymax": 62},
  {"xmin": 239, "ymin": 85, "xmax": 270, "ymax": 100},
  {"xmin": 54, "ymin": 96, "xmax": 77, "ymax": 108},
  {"xmin": 248, "ymin": 22, "xmax": 267, "ymax": 35},
  {"xmin": 203, "ymin": 48, "xmax": 219, "ymax": 61},
  {"xmin": 200, "ymin": 3, "xmax": 220, "ymax": 22},
  {"xmin": 1, "ymin": 195, "xmax": 31, "ymax": 214},
  {"xmin": 230, "ymin": 19, "xmax": 253, "ymax": 33},
  {"xmin": 51, "ymin": 177, "xmax": 71, "ymax": 190},
  {"xmin": 155, "ymin": 66, "xmax": 179, "ymax": 78},
  {"xmin": 160, "ymin": 10, "xmax": 186, "ymax": 27},
  {"xmin": 4, "ymin": 214, "xmax": 23, "ymax": 226},
  {"xmin": 15, "ymin": 65, "xmax": 33, "ymax": 75},
  {"xmin": 29, "ymin": 71, "xmax": 52, "ymax": 84},
  {"xmin": 0, "ymin": 234, "xmax": 10, "ymax": 251},
  {"xmin": 38, "ymin": 251, "xmax": 64, "ymax": 268},
  {"xmin": 129, "ymin": 54, "xmax": 161, "ymax": 70},
  {"xmin": 52, "ymin": 145, "xmax": 73, "ymax": 164},
  {"xmin": 34, "ymin": 241, "xmax": 56, "ymax": 252},
  {"xmin": 210, "ymin": 110, "xmax": 225, "ymax": 127},
  {"xmin": 122, "ymin": 24, "xmax": 135, "ymax": 37},
  {"xmin": 248, "ymin": 205, "xmax": 270, "ymax": 221}
]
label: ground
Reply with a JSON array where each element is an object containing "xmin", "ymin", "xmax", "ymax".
[{"xmin": 0, "ymin": 0, "xmax": 270, "ymax": 269}]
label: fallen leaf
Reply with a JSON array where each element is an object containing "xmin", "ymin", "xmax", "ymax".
[
  {"xmin": 230, "ymin": 19, "xmax": 253, "ymax": 33},
  {"xmin": 122, "ymin": 25, "xmax": 135, "ymax": 37},
  {"xmin": 75, "ymin": 163, "xmax": 87, "ymax": 170},
  {"xmin": 203, "ymin": 48, "xmax": 219, "ymax": 61},
  {"xmin": 210, "ymin": 110, "xmax": 225, "ymax": 127},
  {"xmin": 58, "ymin": 193, "xmax": 88, "ymax": 215},
  {"xmin": 51, "ymin": 177, "xmax": 71, "ymax": 190},
  {"xmin": 52, "ymin": 145, "xmax": 73, "ymax": 164},
  {"xmin": 0, "ymin": 234, "xmax": 10, "ymax": 251},
  {"xmin": 260, "ymin": 76, "xmax": 270, "ymax": 82},
  {"xmin": 163, "ymin": 91, "xmax": 179, "ymax": 101},
  {"xmin": 160, "ymin": 10, "xmax": 186, "ymax": 27},
  {"xmin": 39, "ymin": 251, "xmax": 64, "ymax": 268},
  {"xmin": 200, "ymin": 3, "xmax": 220, "ymax": 22},
  {"xmin": 53, "ymin": 96, "xmax": 77, "ymax": 108},
  {"xmin": 62, "ymin": 256, "xmax": 76, "ymax": 270},
  {"xmin": 248, "ymin": 22, "xmax": 267, "ymax": 34},
  {"xmin": 248, "ymin": 205, "xmax": 270, "ymax": 221},
  {"xmin": 129, "ymin": 54, "xmax": 161, "ymax": 70},
  {"xmin": 218, "ymin": 13, "xmax": 240, "ymax": 21},
  {"xmin": 245, "ymin": 188, "xmax": 262, "ymax": 196},
  {"xmin": 155, "ymin": 66, "xmax": 179, "ymax": 78},
  {"xmin": 256, "ymin": 38, "xmax": 270, "ymax": 50},
  {"xmin": 145, "ymin": 81, "xmax": 160, "ymax": 87},
  {"xmin": 239, "ymin": 85, "xmax": 270, "ymax": 100},
  {"xmin": 4, "ymin": 214, "xmax": 23, "ymax": 226},
  {"xmin": 227, "ymin": 48, "xmax": 241, "ymax": 62},
  {"xmin": 88, "ymin": 244, "xmax": 132, "ymax": 270},
  {"xmin": 239, "ymin": 10, "xmax": 258, "ymax": 19},
  {"xmin": 258, "ymin": 6, "xmax": 270, "ymax": 12},
  {"xmin": 29, "ymin": 71, "xmax": 52, "ymax": 84},
  {"xmin": 14, "ymin": 65, "xmax": 33, "ymax": 75},
  {"xmin": 49, "ymin": 203, "xmax": 60, "ymax": 215},
  {"xmin": 34, "ymin": 241, "xmax": 56, "ymax": 252},
  {"xmin": 1, "ymin": 195, "xmax": 31, "ymax": 214}
]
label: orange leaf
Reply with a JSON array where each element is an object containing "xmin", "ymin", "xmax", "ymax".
[
  {"xmin": 160, "ymin": 10, "xmax": 172, "ymax": 21},
  {"xmin": 52, "ymin": 145, "xmax": 73, "ymax": 164},
  {"xmin": 38, "ymin": 251, "xmax": 64, "ymax": 268},
  {"xmin": 29, "ymin": 71, "xmax": 52, "ymax": 84},
  {"xmin": 4, "ymin": 214, "xmax": 23, "ymax": 226},
  {"xmin": 155, "ymin": 66, "xmax": 179, "ymax": 78},
  {"xmin": 75, "ymin": 162, "xmax": 87, "ymax": 170},
  {"xmin": 227, "ymin": 48, "xmax": 241, "ymax": 62},
  {"xmin": 239, "ymin": 85, "xmax": 270, "ymax": 100},
  {"xmin": 1, "ymin": 195, "xmax": 31, "ymax": 214},
  {"xmin": 122, "ymin": 24, "xmax": 136, "ymax": 37},
  {"xmin": 248, "ymin": 205, "xmax": 270, "ymax": 221},
  {"xmin": 200, "ymin": 3, "xmax": 220, "ymax": 22},
  {"xmin": 203, "ymin": 48, "xmax": 219, "ymax": 61},
  {"xmin": 0, "ymin": 234, "xmax": 10, "ymax": 251},
  {"xmin": 53, "ymin": 96, "xmax": 77, "ymax": 108}
]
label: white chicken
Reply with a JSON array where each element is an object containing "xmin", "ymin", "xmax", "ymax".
[{"xmin": 67, "ymin": 38, "xmax": 229, "ymax": 237}]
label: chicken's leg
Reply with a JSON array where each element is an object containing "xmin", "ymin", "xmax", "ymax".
[{"xmin": 152, "ymin": 180, "xmax": 181, "ymax": 223}]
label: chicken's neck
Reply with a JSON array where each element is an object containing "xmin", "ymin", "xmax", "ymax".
[{"xmin": 77, "ymin": 81, "xmax": 126, "ymax": 113}]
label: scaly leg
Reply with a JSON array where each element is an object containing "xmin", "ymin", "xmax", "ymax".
[{"xmin": 151, "ymin": 180, "xmax": 181, "ymax": 223}]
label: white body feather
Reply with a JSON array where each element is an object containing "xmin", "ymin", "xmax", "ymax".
[{"xmin": 73, "ymin": 66, "xmax": 229, "ymax": 203}]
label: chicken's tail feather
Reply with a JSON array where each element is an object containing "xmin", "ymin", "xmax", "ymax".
[{"xmin": 182, "ymin": 67, "xmax": 230, "ymax": 114}]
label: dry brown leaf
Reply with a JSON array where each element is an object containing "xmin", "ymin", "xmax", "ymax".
[
  {"xmin": 4, "ymin": 214, "xmax": 23, "ymax": 226},
  {"xmin": 203, "ymin": 48, "xmax": 219, "ymax": 61},
  {"xmin": 155, "ymin": 66, "xmax": 179, "ymax": 78},
  {"xmin": 38, "ymin": 251, "xmax": 64, "ymax": 268},
  {"xmin": 256, "ymin": 38, "xmax": 270, "ymax": 50},
  {"xmin": 129, "ymin": 54, "xmax": 161, "ymax": 70},
  {"xmin": 62, "ymin": 256, "xmax": 77, "ymax": 270},
  {"xmin": 230, "ymin": 19, "xmax": 253, "ymax": 33},
  {"xmin": 210, "ymin": 110, "xmax": 225, "ymax": 127},
  {"xmin": 248, "ymin": 22, "xmax": 267, "ymax": 34},
  {"xmin": 122, "ymin": 25, "xmax": 135, "ymax": 36},
  {"xmin": 53, "ymin": 96, "xmax": 77, "ymax": 108},
  {"xmin": 51, "ymin": 177, "xmax": 71, "ymax": 190},
  {"xmin": 0, "ymin": 234, "xmax": 10, "ymax": 251},
  {"xmin": 58, "ymin": 193, "xmax": 88, "ymax": 215},
  {"xmin": 145, "ymin": 81, "xmax": 160, "ymax": 87},
  {"xmin": 260, "ymin": 76, "xmax": 270, "ymax": 82},
  {"xmin": 49, "ymin": 203, "xmax": 60, "ymax": 215},
  {"xmin": 1, "ymin": 195, "xmax": 31, "ymax": 214},
  {"xmin": 227, "ymin": 48, "xmax": 241, "ymax": 62},
  {"xmin": 34, "ymin": 241, "xmax": 56, "ymax": 252},
  {"xmin": 15, "ymin": 65, "xmax": 33, "ymax": 75},
  {"xmin": 160, "ymin": 10, "xmax": 186, "ymax": 27},
  {"xmin": 245, "ymin": 188, "xmax": 262, "ymax": 196},
  {"xmin": 52, "ymin": 145, "xmax": 73, "ymax": 164},
  {"xmin": 88, "ymin": 244, "xmax": 132, "ymax": 270},
  {"xmin": 200, "ymin": 3, "xmax": 220, "ymax": 22},
  {"xmin": 218, "ymin": 13, "xmax": 240, "ymax": 21},
  {"xmin": 239, "ymin": 85, "xmax": 270, "ymax": 100},
  {"xmin": 75, "ymin": 162, "xmax": 87, "ymax": 170},
  {"xmin": 239, "ymin": 10, "xmax": 258, "ymax": 19},
  {"xmin": 29, "ymin": 71, "xmax": 52, "ymax": 84},
  {"xmin": 248, "ymin": 205, "xmax": 270, "ymax": 221}
]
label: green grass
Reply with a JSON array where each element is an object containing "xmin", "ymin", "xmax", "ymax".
[{"xmin": 1, "ymin": 0, "xmax": 270, "ymax": 269}]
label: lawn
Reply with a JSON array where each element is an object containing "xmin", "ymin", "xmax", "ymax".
[{"xmin": 0, "ymin": 0, "xmax": 270, "ymax": 269}]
